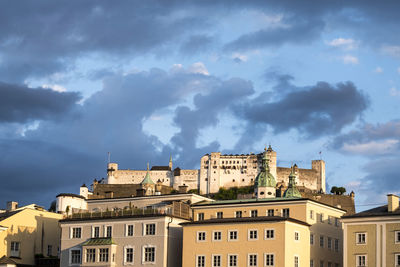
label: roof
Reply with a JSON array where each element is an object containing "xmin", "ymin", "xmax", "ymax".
[
  {"xmin": 181, "ymin": 216, "xmax": 310, "ymax": 227},
  {"xmin": 141, "ymin": 165, "xmax": 155, "ymax": 185},
  {"xmin": 192, "ymin": 197, "xmax": 347, "ymax": 212},
  {"xmin": 56, "ymin": 193, "xmax": 86, "ymax": 199},
  {"xmin": 82, "ymin": 237, "xmax": 115, "ymax": 246},
  {"xmin": 283, "ymin": 170, "xmax": 301, "ymax": 198},
  {"xmin": 0, "ymin": 256, "xmax": 16, "ymax": 265},
  {"xmin": 151, "ymin": 166, "xmax": 171, "ymax": 171},
  {"xmin": 0, "ymin": 210, "xmax": 22, "ymax": 222},
  {"xmin": 342, "ymin": 203, "xmax": 400, "ymax": 219},
  {"xmin": 255, "ymin": 155, "xmax": 276, "ymax": 188},
  {"xmin": 60, "ymin": 213, "xmax": 170, "ymax": 223}
]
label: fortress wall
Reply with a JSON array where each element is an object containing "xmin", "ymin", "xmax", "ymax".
[{"xmin": 276, "ymin": 167, "xmax": 320, "ymax": 191}]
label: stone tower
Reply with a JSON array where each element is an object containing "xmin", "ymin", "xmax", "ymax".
[
  {"xmin": 283, "ymin": 166, "xmax": 302, "ymax": 198},
  {"xmin": 169, "ymin": 155, "xmax": 173, "ymax": 170},
  {"xmin": 106, "ymin": 163, "xmax": 118, "ymax": 184},
  {"xmin": 264, "ymin": 145, "xmax": 277, "ymax": 179},
  {"xmin": 254, "ymin": 153, "xmax": 277, "ymax": 199}
]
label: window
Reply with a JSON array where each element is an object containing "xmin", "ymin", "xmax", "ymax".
[
  {"xmin": 327, "ymin": 237, "xmax": 332, "ymax": 250},
  {"xmin": 395, "ymin": 253, "xmax": 400, "ymax": 266},
  {"xmin": 198, "ymin": 213, "xmax": 205, "ymax": 221},
  {"xmin": 319, "ymin": 213, "xmax": 324, "ymax": 223},
  {"xmin": 10, "ymin": 242, "xmax": 20, "ymax": 257},
  {"xmin": 249, "ymin": 254, "xmax": 257, "ymax": 266},
  {"xmin": 328, "ymin": 262, "xmax": 332, "ymax": 267},
  {"xmin": 395, "ymin": 231, "xmax": 400, "ymax": 243},
  {"xmin": 265, "ymin": 254, "xmax": 274, "ymax": 266},
  {"xmin": 213, "ymin": 231, "xmax": 222, "ymax": 241},
  {"xmin": 197, "ymin": 231, "xmax": 206, "ymax": 241},
  {"xmin": 320, "ymin": 236, "xmax": 324, "ymax": 248},
  {"xmin": 356, "ymin": 233, "xmax": 366, "ymax": 244},
  {"xmin": 143, "ymin": 247, "xmax": 155, "ymax": 263},
  {"xmin": 229, "ymin": 230, "xmax": 238, "ymax": 241},
  {"xmin": 235, "ymin": 211, "xmax": 242, "ymax": 218},
  {"xmin": 294, "ymin": 256, "xmax": 299, "ymax": 267},
  {"xmin": 125, "ymin": 247, "xmax": 134, "ymax": 264},
  {"xmin": 93, "ymin": 226, "xmax": 100, "ymax": 238},
  {"xmin": 265, "ymin": 229, "xmax": 274, "ymax": 239},
  {"xmin": 145, "ymin": 223, "xmax": 156, "ymax": 235},
  {"xmin": 229, "ymin": 255, "xmax": 238, "ymax": 267},
  {"xmin": 197, "ymin": 255, "xmax": 205, "ymax": 267},
  {"xmin": 249, "ymin": 230, "xmax": 258, "ymax": 240},
  {"xmin": 328, "ymin": 216, "xmax": 331, "ymax": 224},
  {"xmin": 310, "ymin": 259, "xmax": 314, "ymax": 267},
  {"xmin": 86, "ymin": 248, "xmax": 96, "ymax": 263},
  {"xmin": 295, "ymin": 231, "xmax": 299, "ymax": 241},
  {"xmin": 320, "ymin": 260, "xmax": 324, "ymax": 267},
  {"xmin": 335, "ymin": 263, "xmax": 339, "ymax": 267},
  {"xmin": 267, "ymin": 209, "xmax": 274, "ymax": 216},
  {"xmin": 251, "ymin": 210, "xmax": 258, "ymax": 217},
  {"xmin": 126, "ymin": 224, "xmax": 134, "ymax": 236},
  {"xmin": 99, "ymin": 248, "xmax": 109, "ymax": 262},
  {"xmin": 47, "ymin": 245, "xmax": 52, "ymax": 256},
  {"xmin": 356, "ymin": 255, "xmax": 366, "ymax": 267},
  {"xmin": 213, "ymin": 255, "xmax": 221, "ymax": 267},
  {"xmin": 282, "ymin": 208, "xmax": 289, "ymax": 218},
  {"xmin": 335, "ymin": 218, "xmax": 339, "ymax": 227},
  {"xmin": 105, "ymin": 226, "xmax": 112, "ymax": 237},
  {"xmin": 334, "ymin": 239, "xmax": 339, "ymax": 252},
  {"xmin": 310, "ymin": 233, "xmax": 314, "ymax": 245},
  {"xmin": 217, "ymin": 212, "xmax": 223, "ymax": 219},
  {"xmin": 310, "ymin": 210, "xmax": 314, "ymax": 219},
  {"xmin": 70, "ymin": 249, "xmax": 81, "ymax": 265},
  {"xmin": 71, "ymin": 227, "xmax": 81, "ymax": 239}
]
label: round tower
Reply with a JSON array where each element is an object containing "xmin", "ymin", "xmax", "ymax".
[
  {"xmin": 255, "ymin": 153, "xmax": 277, "ymax": 199},
  {"xmin": 107, "ymin": 163, "xmax": 118, "ymax": 184}
]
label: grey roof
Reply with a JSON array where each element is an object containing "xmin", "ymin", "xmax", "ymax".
[{"xmin": 342, "ymin": 203, "xmax": 400, "ymax": 219}]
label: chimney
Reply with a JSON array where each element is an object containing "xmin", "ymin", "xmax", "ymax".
[
  {"xmin": 6, "ymin": 201, "xmax": 18, "ymax": 211},
  {"xmin": 387, "ymin": 194, "xmax": 399, "ymax": 212}
]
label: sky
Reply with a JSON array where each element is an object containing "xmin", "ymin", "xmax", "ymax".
[{"xmin": 1, "ymin": 0, "xmax": 400, "ymax": 211}]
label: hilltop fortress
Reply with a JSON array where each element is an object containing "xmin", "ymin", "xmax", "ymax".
[{"xmin": 105, "ymin": 146, "xmax": 326, "ymax": 194}]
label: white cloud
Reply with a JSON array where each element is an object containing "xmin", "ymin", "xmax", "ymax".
[
  {"xmin": 188, "ymin": 62, "xmax": 209, "ymax": 75},
  {"xmin": 381, "ymin": 45, "xmax": 400, "ymax": 58},
  {"xmin": 342, "ymin": 139, "xmax": 399, "ymax": 155},
  {"xmin": 342, "ymin": 55, "xmax": 359, "ymax": 65},
  {"xmin": 374, "ymin": 67, "xmax": 383, "ymax": 73},
  {"xmin": 327, "ymin": 38, "xmax": 358, "ymax": 50},
  {"xmin": 390, "ymin": 87, "xmax": 400, "ymax": 96},
  {"xmin": 42, "ymin": 84, "xmax": 67, "ymax": 92}
]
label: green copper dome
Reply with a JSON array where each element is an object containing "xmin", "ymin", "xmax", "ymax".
[
  {"xmin": 283, "ymin": 167, "xmax": 301, "ymax": 198},
  {"xmin": 141, "ymin": 163, "xmax": 155, "ymax": 185},
  {"xmin": 255, "ymin": 153, "xmax": 276, "ymax": 188}
]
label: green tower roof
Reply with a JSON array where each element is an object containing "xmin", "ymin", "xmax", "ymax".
[
  {"xmin": 141, "ymin": 163, "xmax": 155, "ymax": 185},
  {"xmin": 255, "ymin": 153, "xmax": 276, "ymax": 188},
  {"xmin": 283, "ymin": 167, "xmax": 302, "ymax": 198}
]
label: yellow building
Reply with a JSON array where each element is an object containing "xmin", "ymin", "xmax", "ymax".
[
  {"xmin": 0, "ymin": 201, "xmax": 63, "ymax": 266},
  {"xmin": 183, "ymin": 197, "xmax": 346, "ymax": 267},
  {"xmin": 341, "ymin": 194, "xmax": 400, "ymax": 267}
]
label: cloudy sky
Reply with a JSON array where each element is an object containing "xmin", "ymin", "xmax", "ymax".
[{"xmin": 1, "ymin": 0, "xmax": 400, "ymax": 211}]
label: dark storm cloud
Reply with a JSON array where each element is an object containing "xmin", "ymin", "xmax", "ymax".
[
  {"xmin": 235, "ymin": 81, "xmax": 369, "ymax": 138},
  {"xmin": 170, "ymin": 77, "xmax": 255, "ymax": 167},
  {"xmin": 0, "ymin": 68, "xmax": 254, "ymax": 207},
  {"xmin": 180, "ymin": 35, "xmax": 214, "ymax": 55},
  {"xmin": 0, "ymin": 82, "xmax": 80, "ymax": 123},
  {"xmin": 225, "ymin": 18, "xmax": 325, "ymax": 51}
]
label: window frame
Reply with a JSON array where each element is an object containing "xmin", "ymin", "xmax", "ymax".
[
  {"xmin": 228, "ymin": 230, "xmax": 238, "ymax": 241},
  {"xmin": 85, "ymin": 248, "xmax": 96, "ymax": 263},
  {"xmin": 265, "ymin": 229, "xmax": 275, "ymax": 240},
  {"xmin": 70, "ymin": 227, "xmax": 82, "ymax": 239},
  {"xmin": 212, "ymin": 230, "xmax": 222, "ymax": 242},
  {"xmin": 126, "ymin": 224, "xmax": 134, "ymax": 237},
  {"xmin": 248, "ymin": 229, "xmax": 258, "ymax": 241},
  {"xmin": 69, "ymin": 248, "xmax": 81, "ymax": 266},
  {"xmin": 198, "ymin": 213, "xmax": 205, "ymax": 221},
  {"xmin": 248, "ymin": 253, "xmax": 258, "ymax": 267},
  {"xmin": 282, "ymin": 208, "xmax": 289, "ymax": 218},
  {"xmin": 124, "ymin": 246, "xmax": 134, "ymax": 265},
  {"xmin": 212, "ymin": 254, "xmax": 222, "ymax": 267},
  {"xmin": 216, "ymin": 211, "xmax": 223, "ymax": 219},
  {"xmin": 235, "ymin": 211, "xmax": 242, "ymax": 218},
  {"xmin": 395, "ymin": 231, "xmax": 400, "ymax": 244},
  {"xmin": 264, "ymin": 253, "xmax": 275, "ymax": 266},
  {"xmin": 142, "ymin": 245, "xmax": 156, "ymax": 264},
  {"xmin": 356, "ymin": 254, "xmax": 367, "ymax": 267},
  {"xmin": 294, "ymin": 231, "xmax": 300, "ymax": 241},
  {"xmin": 395, "ymin": 253, "xmax": 400, "ymax": 267},
  {"xmin": 104, "ymin": 225, "xmax": 112, "ymax": 238},
  {"xmin": 197, "ymin": 231, "xmax": 206, "ymax": 242},
  {"xmin": 196, "ymin": 255, "xmax": 206, "ymax": 267},
  {"xmin": 250, "ymin": 210, "xmax": 258, "ymax": 218},
  {"xmin": 356, "ymin": 232, "xmax": 367, "ymax": 245},
  {"xmin": 99, "ymin": 248, "xmax": 109, "ymax": 262},
  {"xmin": 144, "ymin": 223, "xmax": 156, "ymax": 236},
  {"xmin": 92, "ymin": 225, "xmax": 100, "ymax": 238},
  {"xmin": 267, "ymin": 209, "xmax": 274, "ymax": 216},
  {"xmin": 10, "ymin": 241, "xmax": 20, "ymax": 257},
  {"xmin": 228, "ymin": 254, "xmax": 238, "ymax": 267},
  {"xmin": 310, "ymin": 233, "xmax": 314, "ymax": 245},
  {"xmin": 294, "ymin": 255, "xmax": 299, "ymax": 267}
]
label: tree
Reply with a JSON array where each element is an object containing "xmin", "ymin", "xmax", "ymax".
[
  {"xmin": 48, "ymin": 200, "xmax": 56, "ymax": 212},
  {"xmin": 330, "ymin": 186, "xmax": 346, "ymax": 195}
]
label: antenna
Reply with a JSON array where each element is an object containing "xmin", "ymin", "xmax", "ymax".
[{"xmin": 107, "ymin": 152, "xmax": 111, "ymax": 163}]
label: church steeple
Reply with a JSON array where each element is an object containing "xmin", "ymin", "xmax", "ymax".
[
  {"xmin": 169, "ymin": 155, "xmax": 173, "ymax": 170},
  {"xmin": 254, "ymin": 153, "xmax": 277, "ymax": 199},
  {"xmin": 283, "ymin": 165, "xmax": 302, "ymax": 198}
]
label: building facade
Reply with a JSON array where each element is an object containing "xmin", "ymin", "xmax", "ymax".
[
  {"xmin": 341, "ymin": 194, "xmax": 400, "ymax": 267},
  {"xmin": 104, "ymin": 146, "xmax": 326, "ymax": 195},
  {"xmin": 187, "ymin": 197, "xmax": 346, "ymax": 267},
  {"xmin": 0, "ymin": 202, "xmax": 63, "ymax": 266},
  {"xmin": 59, "ymin": 214, "xmax": 187, "ymax": 267}
]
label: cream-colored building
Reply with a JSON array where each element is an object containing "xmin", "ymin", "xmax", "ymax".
[
  {"xmin": 341, "ymin": 194, "xmax": 400, "ymax": 267},
  {"xmin": 185, "ymin": 197, "xmax": 346, "ymax": 267},
  {"xmin": 59, "ymin": 213, "xmax": 187, "ymax": 267},
  {"xmin": 0, "ymin": 201, "xmax": 63, "ymax": 266}
]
